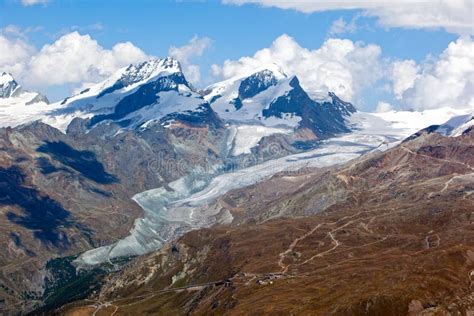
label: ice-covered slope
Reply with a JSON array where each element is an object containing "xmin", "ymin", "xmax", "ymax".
[
  {"xmin": 203, "ymin": 66, "xmax": 356, "ymax": 137},
  {"xmin": 446, "ymin": 115, "xmax": 474, "ymax": 136},
  {"xmin": 0, "ymin": 72, "xmax": 51, "ymax": 128},
  {"xmin": 58, "ymin": 57, "xmax": 183, "ymax": 111},
  {"xmin": 203, "ymin": 64, "xmax": 290, "ymax": 122},
  {"xmin": 430, "ymin": 113, "xmax": 473, "ymax": 136},
  {"xmin": 47, "ymin": 57, "xmax": 218, "ymax": 131}
]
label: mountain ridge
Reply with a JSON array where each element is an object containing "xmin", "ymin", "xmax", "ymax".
[{"xmin": 1, "ymin": 58, "xmax": 356, "ymax": 138}]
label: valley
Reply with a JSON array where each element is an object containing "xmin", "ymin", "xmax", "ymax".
[
  {"xmin": 0, "ymin": 57, "xmax": 472, "ymax": 314},
  {"xmin": 62, "ymin": 126, "xmax": 474, "ymax": 315},
  {"xmin": 1, "ymin": 2, "xmax": 474, "ymax": 314},
  {"xmin": 76, "ymin": 111, "xmax": 435, "ymax": 267}
]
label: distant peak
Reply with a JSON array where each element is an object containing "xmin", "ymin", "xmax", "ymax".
[
  {"xmin": 289, "ymin": 75, "xmax": 300, "ymax": 87},
  {"xmin": 92, "ymin": 57, "xmax": 184, "ymax": 99},
  {"xmin": 159, "ymin": 57, "xmax": 182, "ymax": 71},
  {"xmin": 243, "ymin": 63, "xmax": 287, "ymax": 82},
  {"xmin": 131, "ymin": 57, "xmax": 181, "ymax": 73},
  {"xmin": 263, "ymin": 63, "xmax": 287, "ymax": 78},
  {"xmin": 0, "ymin": 72, "xmax": 16, "ymax": 84},
  {"xmin": 119, "ymin": 57, "xmax": 182, "ymax": 84},
  {"xmin": 0, "ymin": 72, "xmax": 20, "ymax": 98}
]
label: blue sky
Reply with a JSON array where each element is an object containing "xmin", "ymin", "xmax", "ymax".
[{"xmin": 0, "ymin": 0, "xmax": 472, "ymax": 111}]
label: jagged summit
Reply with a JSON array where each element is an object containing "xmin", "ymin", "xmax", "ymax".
[
  {"xmin": 49, "ymin": 57, "xmax": 215, "ymax": 131},
  {"xmin": 115, "ymin": 57, "xmax": 182, "ymax": 82},
  {"xmin": 0, "ymin": 72, "xmax": 21, "ymax": 98},
  {"xmin": 60, "ymin": 57, "xmax": 184, "ymax": 105},
  {"xmin": 105, "ymin": 57, "xmax": 183, "ymax": 94},
  {"xmin": 90, "ymin": 57, "xmax": 185, "ymax": 100},
  {"xmin": 119, "ymin": 57, "xmax": 182, "ymax": 80}
]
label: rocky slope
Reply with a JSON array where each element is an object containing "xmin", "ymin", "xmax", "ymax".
[
  {"xmin": 0, "ymin": 109, "xmax": 227, "ymax": 312},
  {"xmin": 62, "ymin": 128, "xmax": 474, "ymax": 315}
]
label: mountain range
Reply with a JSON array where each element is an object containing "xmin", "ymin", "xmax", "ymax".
[
  {"xmin": 1, "ymin": 58, "xmax": 357, "ymax": 151},
  {"xmin": 0, "ymin": 57, "xmax": 472, "ymax": 314}
]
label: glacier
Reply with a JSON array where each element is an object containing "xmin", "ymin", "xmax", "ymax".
[{"xmin": 73, "ymin": 109, "xmax": 471, "ymax": 267}]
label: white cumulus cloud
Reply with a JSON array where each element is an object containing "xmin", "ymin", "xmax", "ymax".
[
  {"xmin": 169, "ymin": 36, "xmax": 212, "ymax": 83},
  {"xmin": 0, "ymin": 31, "xmax": 148, "ymax": 90},
  {"xmin": 211, "ymin": 34, "xmax": 383, "ymax": 103},
  {"xmin": 390, "ymin": 60, "xmax": 419, "ymax": 100},
  {"xmin": 0, "ymin": 33, "xmax": 35, "ymax": 76},
  {"xmin": 393, "ymin": 36, "xmax": 474, "ymax": 110},
  {"xmin": 28, "ymin": 32, "xmax": 148, "ymax": 86},
  {"xmin": 223, "ymin": 0, "xmax": 474, "ymax": 35}
]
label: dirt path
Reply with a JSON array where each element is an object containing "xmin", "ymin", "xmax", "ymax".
[
  {"xmin": 278, "ymin": 224, "xmax": 322, "ymax": 273},
  {"xmin": 297, "ymin": 232, "xmax": 340, "ymax": 266},
  {"xmin": 85, "ymin": 279, "xmax": 231, "ymax": 315}
]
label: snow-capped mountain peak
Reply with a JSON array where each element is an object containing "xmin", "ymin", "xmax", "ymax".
[
  {"xmin": 60, "ymin": 57, "xmax": 184, "ymax": 106},
  {"xmin": 203, "ymin": 66, "xmax": 356, "ymax": 138},
  {"xmin": 202, "ymin": 64, "xmax": 286, "ymax": 103},
  {"xmin": 0, "ymin": 72, "xmax": 51, "ymax": 128},
  {"xmin": 0, "ymin": 72, "xmax": 21, "ymax": 98},
  {"xmin": 0, "ymin": 72, "xmax": 15, "ymax": 85},
  {"xmin": 249, "ymin": 63, "xmax": 287, "ymax": 80},
  {"xmin": 114, "ymin": 57, "xmax": 182, "ymax": 89},
  {"xmin": 0, "ymin": 71, "xmax": 49, "ymax": 104},
  {"xmin": 238, "ymin": 69, "xmax": 281, "ymax": 98},
  {"xmin": 43, "ymin": 57, "xmax": 215, "ymax": 131}
]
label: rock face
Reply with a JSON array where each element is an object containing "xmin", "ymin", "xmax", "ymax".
[
  {"xmin": 261, "ymin": 77, "xmax": 356, "ymax": 136},
  {"xmin": 63, "ymin": 129, "xmax": 474, "ymax": 315}
]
